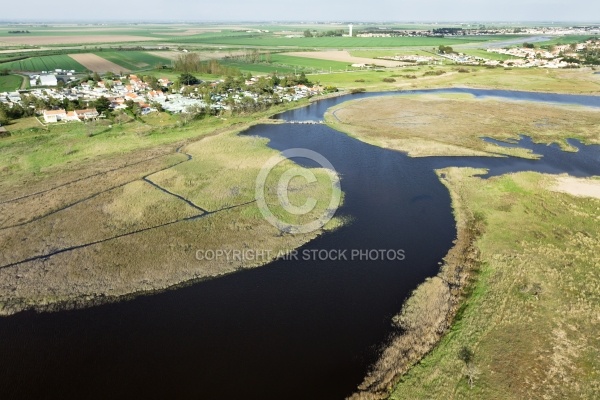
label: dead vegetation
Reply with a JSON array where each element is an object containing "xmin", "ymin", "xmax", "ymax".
[
  {"xmin": 326, "ymin": 94, "xmax": 600, "ymax": 158},
  {"xmin": 350, "ymin": 170, "xmax": 484, "ymax": 399},
  {"xmin": 384, "ymin": 169, "xmax": 600, "ymax": 399},
  {"xmin": 0, "ymin": 127, "xmax": 343, "ymax": 315}
]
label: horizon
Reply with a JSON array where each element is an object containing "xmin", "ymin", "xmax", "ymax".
[{"xmin": 2, "ymin": 0, "xmax": 600, "ymax": 24}]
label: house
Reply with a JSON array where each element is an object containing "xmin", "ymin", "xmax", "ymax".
[
  {"xmin": 43, "ymin": 109, "xmax": 67, "ymax": 123},
  {"xmin": 75, "ymin": 108, "xmax": 99, "ymax": 120}
]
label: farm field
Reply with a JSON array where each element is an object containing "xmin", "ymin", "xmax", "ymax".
[
  {"xmin": 0, "ymin": 74, "xmax": 24, "ymax": 91},
  {"xmin": 93, "ymin": 51, "xmax": 172, "ymax": 71},
  {"xmin": 0, "ymin": 35, "xmax": 160, "ymax": 46},
  {"xmin": 166, "ymin": 34, "xmax": 497, "ymax": 48},
  {"xmin": 0, "ymin": 54, "xmax": 86, "ymax": 72},
  {"xmin": 219, "ymin": 59, "xmax": 296, "ymax": 74},
  {"xmin": 69, "ymin": 53, "xmax": 130, "ymax": 74},
  {"xmin": 283, "ymin": 50, "xmax": 404, "ymax": 67}
]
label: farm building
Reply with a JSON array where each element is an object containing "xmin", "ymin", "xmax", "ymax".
[{"xmin": 30, "ymin": 74, "xmax": 58, "ymax": 87}]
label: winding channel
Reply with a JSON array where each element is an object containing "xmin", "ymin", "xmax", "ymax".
[{"xmin": 1, "ymin": 89, "xmax": 600, "ymax": 399}]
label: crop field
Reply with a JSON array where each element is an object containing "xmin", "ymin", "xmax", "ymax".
[
  {"xmin": 0, "ymin": 74, "xmax": 24, "ymax": 91},
  {"xmin": 0, "ymin": 54, "xmax": 86, "ymax": 72},
  {"xmin": 166, "ymin": 34, "xmax": 495, "ymax": 48},
  {"xmin": 93, "ymin": 51, "xmax": 172, "ymax": 71},
  {"xmin": 268, "ymin": 54, "xmax": 352, "ymax": 70},
  {"xmin": 219, "ymin": 59, "xmax": 295, "ymax": 74}
]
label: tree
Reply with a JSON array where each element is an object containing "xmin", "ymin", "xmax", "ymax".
[
  {"xmin": 458, "ymin": 346, "xmax": 478, "ymax": 389},
  {"xmin": 94, "ymin": 96, "xmax": 111, "ymax": 115},
  {"xmin": 304, "ymin": 29, "xmax": 312, "ymax": 38},
  {"xmin": 0, "ymin": 108, "xmax": 9, "ymax": 126},
  {"xmin": 178, "ymin": 73, "xmax": 200, "ymax": 86}
]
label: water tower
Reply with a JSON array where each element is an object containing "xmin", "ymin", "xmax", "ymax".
[{"xmin": 348, "ymin": 24, "xmax": 353, "ymax": 37}]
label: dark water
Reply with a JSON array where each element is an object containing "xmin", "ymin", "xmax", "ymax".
[{"xmin": 1, "ymin": 90, "xmax": 600, "ymax": 400}]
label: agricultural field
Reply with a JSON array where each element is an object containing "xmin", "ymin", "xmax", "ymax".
[
  {"xmin": 219, "ymin": 59, "xmax": 296, "ymax": 75},
  {"xmin": 93, "ymin": 51, "xmax": 172, "ymax": 71},
  {"xmin": 167, "ymin": 34, "xmax": 497, "ymax": 48},
  {"xmin": 269, "ymin": 54, "xmax": 353, "ymax": 71},
  {"xmin": 0, "ymin": 74, "xmax": 24, "ymax": 91},
  {"xmin": 0, "ymin": 54, "xmax": 86, "ymax": 72}
]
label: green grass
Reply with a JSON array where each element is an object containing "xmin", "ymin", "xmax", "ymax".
[
  {"xmin": 349, "ymin": 49, "xmax": 434, "ymax": 58},
  {"xmin": 538, "ymin": 34, "xmax": 599, "ymax": 47},
  {"xmin": 94, "ymin": 51, "xmax": 172, "ymax": 71},
  {"xmin": 0, "ymin": 54, "xmax": 86, "ymax": 72},
  {"xmin": 0, "ymin": 74, "xmax": 24, "ymax": 91},
  {"xmin": 458, "ymin": 48, "xmax": 520, "ymax": 61},
  {"xmin": 220, "ymin": 60, "xmax": 295, "ymax": 74},
  {"xmin": 388, "ymin": 168, "xmax": 600, "ymax": 399},
  {"xmin": 220, "ymin": 54, "xmax": 352, "ymax": 75},
  {"xmin": 269, "ymin": 54, "xmax": 351, "ymax": 71}
]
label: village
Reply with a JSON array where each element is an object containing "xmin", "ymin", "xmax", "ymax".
[{"xmin": 0, "ymin": 71, "xmax": 327, "ymax": 124}]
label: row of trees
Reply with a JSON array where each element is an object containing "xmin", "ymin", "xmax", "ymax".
[{"xmin": 173, "ymin": 53, "xmax": 239, "ymax": 76}]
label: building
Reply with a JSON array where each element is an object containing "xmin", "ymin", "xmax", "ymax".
[
  {"xmin": 31, "ymin": 74, "xmax": 58, "ymax": 87},
  {"xmin": 43, "ymin": 108, "xmax": 98, "ymax": 123},
  {"xmin": 43, "ymin": 109, "xmax": 67, "ymax": 123}
]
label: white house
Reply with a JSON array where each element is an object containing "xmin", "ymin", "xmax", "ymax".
[{"xmin": 43, "ymin": 109, "xmax": 67, "ymax": 123}]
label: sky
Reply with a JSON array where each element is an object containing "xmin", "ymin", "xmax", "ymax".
[{"xmin": 3, "ymin": 0, "xmax": 600, "ymax": 22}]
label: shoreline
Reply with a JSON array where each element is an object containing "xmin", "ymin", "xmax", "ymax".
[{"xmin": 349, "ymin": 168, "xmax": 484, "ymax": 399}]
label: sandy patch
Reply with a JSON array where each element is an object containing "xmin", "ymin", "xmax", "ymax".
[
  {"xmin": 551, "ymin": 176, "xmax": 600, "ymax": 199},
  {"xmin": 0, "ymin": 35, "xmax": 158, "ymax": 46},
  {"xmin": 284, "ymin": 50, "xmax": 402, "ymax": 68},
  {"xmin": 69, "ymin": 53, "xmax": 130, "ymax": 73}
]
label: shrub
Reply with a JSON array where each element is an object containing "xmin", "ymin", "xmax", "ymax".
[
  {"xmin": 350, "ymin": 88, "xmax": 366, "ymax": 94},
  {"xmin": 382, "ymin": 77, "xmax": 396, "ymax": 83}
]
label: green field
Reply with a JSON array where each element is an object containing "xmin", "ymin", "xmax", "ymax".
[
  {"xmin": 269, "ymin": 54, "xmax": 351, "ymax": 71},
  {"xmin": 219, "ymin": 60, "xmax": 295, "ymax": 74},
  {"xmin": 167, "ymin": 34, "xmax": 496, "ymax": 48},
  {"xmin": 538, "ymin": 34, "xmax": 599, "ymax": 46},
  {"xmin": 458, "ymin": 48, "xmax": 521, "ymax": 61},
  {"xmin": 94, "ymin": 51, "xmax": 172, "ymax": 71},
  {"xmin": 0, "ymin": 54, "xmax": 86, "ymax": 72},
  {"xmin": 0, "ymin": 74, "xmax": 24, "ymax": 91}
]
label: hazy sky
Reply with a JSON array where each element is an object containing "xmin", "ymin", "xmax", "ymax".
[{"xmin": 3, "ymin": 0, "xmax": 600, "ymax": 22}]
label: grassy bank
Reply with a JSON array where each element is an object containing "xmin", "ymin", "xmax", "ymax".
[
  {"xmin": 325, "ymin": 93, "xmax": 600, "ymax": 158},
  {"xmin": 310, "ymin": 66, "xmax": 600, "ymax": 94},
  {"xmin": 385, "ymin": 169, "xmax": 600, "ymax": 399},
  {"xmin": 0, "ymin": 99, "xmax": 347, "ymax": 315}
]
